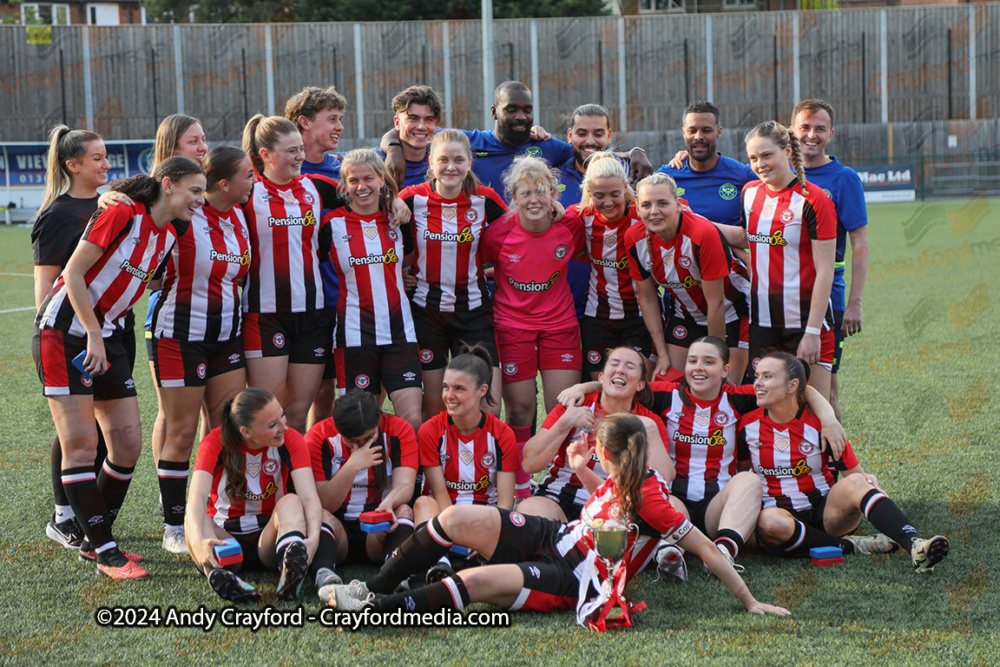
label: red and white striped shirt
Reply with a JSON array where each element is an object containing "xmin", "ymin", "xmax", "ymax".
[
  {"xmin": 38, "ymin": 203, "xmax": 174, "ymax": 338},
  {"xmin": 418, "ymin": 411, "xmax": 518, "ymax": 506},
  {"xmin": 536, "ymin": 392, "xmax": 669, "ymax": 510},
  {"xmin": 401, "ymin": 182, "xmax": 507, "ymax": 312},
  {"xmin": 305, "ymin": 414, "xmax": 418, "ymax": 520},
  {"xmin": 649, "ymin": 381, "xmax": 757, "ymax": 502},
  {"xmin": 242, "ymin": 174, "xmax": 343, "ymax": 314},
  {"xmin": 194, "ymin": 427, "xmax": 311, "ymax": 534},
  {"xmin": 739, "ymin": 405, "xmax": 858, "ymax": 513},
  {"xmin": 154, "ymin": 204, "xmax": 250, "ymax": 342},
  {"xmin": 626, "ymin": 210, "xmax": 749, "ymax": 326},
  {"xmin": 740, "ymin": 179, "xmax": 836, "ymax": 329},
  {"xmin": 325, "ymin": 207, "xmax": 416, "ymax": 347},
  {"xmin": 571, "ymin": 203, "xmax": 643, "ymax": 321}
]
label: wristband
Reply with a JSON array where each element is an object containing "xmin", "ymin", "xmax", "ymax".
[{"xmin": 804, "ymin": 326, "xmax": 822, "ymax": 336}]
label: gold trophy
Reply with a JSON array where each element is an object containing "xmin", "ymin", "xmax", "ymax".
[{"xmin": 588, "ymin": 518, "xmax": 639, "ymax": 563}]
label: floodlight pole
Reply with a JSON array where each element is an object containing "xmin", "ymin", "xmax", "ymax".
[{"xmin": 482, "ymin": 0, "xmax": 495, "ymax": 129}]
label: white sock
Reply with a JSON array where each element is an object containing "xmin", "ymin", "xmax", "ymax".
[{"xmin": 54, "ymin": 504, "xmax": 75, "ymax": 523}]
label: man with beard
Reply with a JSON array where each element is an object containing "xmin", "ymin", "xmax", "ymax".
[
  {"xmin": 657, "ymin": 101, "xmax": 755, "ymax": 227},
  {"xmin": 559, "ymin": 104, "xmax": 653, "ymax": 208},
  {"xmin": 791, "ymin": 98, "xmax": 869, "ymax": 421}
]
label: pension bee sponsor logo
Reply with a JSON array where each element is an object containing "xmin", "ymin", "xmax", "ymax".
[
  {"xmin": 746, "ymin": 229, "xmax": 788, "ymax": 246},
  {"xmin": 592, "ymin": 255, "xmax": 628, "ymax": 271},
  {"xmin": 445, "ymin": 474, "xmax": 491, "ymax": 492},
  {"xmin": 675, "ymin": 428, "xmax": 727, "ymax": 447},
  {"xmin": 268, "ymin": 209, "xmax": 317, "ymax": 227},
  {"xmin": 424, "ymin": 226, "xmax": 474, "ymax": 243},
  {"xmin": 757, "ymin": 459, "xmax": 812, "ymax": 477},
  {"xmin": 508, "ymin": 271, "xmax": 560, "ymax": 292},
  {"xmin": 119, "ymin": 259, "xmax": 155, "ymax": 283},
  {"xmin": 664, "ymin": 275, "xmax": 702, "ymax": 289},
  {"xmin": 210, "ymin": 248, "xmax": 251, "ymax": 266},
  {"xmin": 243, "ymin": 480, "xmax": 277, "ymax": 501},
  {"xmin": 348, "ymin": 247, "xmax": 399, "ymax": 267}
]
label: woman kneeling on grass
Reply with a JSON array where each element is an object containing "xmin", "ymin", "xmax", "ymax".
[
  {"xmin": 185, "ymin": 388, "xmax": 339, "ymax": 602},
  {"xmin": 746, "ymin": 352, "xmax": 949, "ymax": 573},
  {"xmin": 324, "ymin": 413, "xmax": 789, "ymax": 624}
]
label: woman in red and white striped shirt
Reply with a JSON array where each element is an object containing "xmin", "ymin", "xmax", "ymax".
[
  {"xmin": 720, "ymin": 121, "xmax": 837, "ymax": 399},
  {"xmin": 34, "ymin": 157, "xmax": 205, "ymax": 580},
  {"xmin": 143, "ymin": 147, "xmax": 255, "ymax": 555},
  {"xmin": 569, "ymin": 152, "xmax": 652, "ymax": 380},
  {"xmin": 745, "ymin": 351, "xmax": 948, "ymax": 573},
  {"xmin": 186, "ymin": 388, "xmax": 336, "ymax": 603},
  {"xmin": 399, "ymin": 130, "xmax": 508, "ymax": 418}
]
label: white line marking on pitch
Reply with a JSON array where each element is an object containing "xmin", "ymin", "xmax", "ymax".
[
  {"xmin": 0, "ymin": 273, "xmax": 33, "ymax": 277},
  {"xmin": 0, "ymin": 307, "xmax": 34, "ymax": 314}
]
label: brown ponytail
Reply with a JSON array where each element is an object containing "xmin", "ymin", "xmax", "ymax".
[
  {"xmin": 40, "ymin": 125, "xmax": 103, "ymax": 211},
  {"xmin": 744, "ymin": 120, "xmax": 808, "ymax": 195},
  {"xmin": 761, "ymin": 350, "xmax": 810, "ymax": 411},
  {"xmin": 594, "ymin": 413, "xmax": 648, "ymax": 522},
  {"xmin": 219, "ymin": 388, "xmax": 276, "ymax": 500},
  {"xmin": 242, "ymin": 114, "xmax": 298, "ymax": 178}
]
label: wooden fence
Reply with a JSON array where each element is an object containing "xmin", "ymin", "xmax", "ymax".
[{"xmin": 1, "ymin": 5, "xmax": 998, "ymax": 156}]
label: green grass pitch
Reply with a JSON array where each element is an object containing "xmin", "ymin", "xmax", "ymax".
[{"xmin": 0, "ymin": 197, "xmax": 996, "ymax": 665}]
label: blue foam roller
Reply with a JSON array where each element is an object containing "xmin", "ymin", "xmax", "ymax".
[
  {"xmin": 809, "ymin": 546, "xmax": 843, "ymax": 560},
  {"xmin": 450, "ymin": 544, "xmax": 471, "ymax": 557},
  {"xmin": 360, "ymin": 521, "xmax": 392, "ymax": 533}
]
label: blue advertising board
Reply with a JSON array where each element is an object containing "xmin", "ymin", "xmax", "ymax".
[{"xmin": 854, "ymin": 164, "xmax": 916, "ymax": 203}]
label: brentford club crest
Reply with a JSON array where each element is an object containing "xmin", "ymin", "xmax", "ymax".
[
  {"xmin": 481, "ymin": 453, "xmax": 495, "ymax": 467},
  {"xmin": 714, "ymin": 412, "xmax": 729, "ymax": 426},
  {"xmin": 465, "ymin": 209, "xmax": 478, "ymax": 223},
  {"xmin": 196, "ymin": 363, "xmax": 207, "ymax": 379},
  {"xmin": 510, "ymin": 512, "xmax": 525, "ymax": 527},
  {"xmin": 678, "ymin": 256, "xmax": 692, "ymax": 268},
  {"xmin": 420, "ymin": 349, "xmax": 434, "ymax": 363},
  {"xmin": 553, "ymin": 244, "xmax": 568, "ymax": 260},
  {"xmin": 355, "ymin": 374, "xmax": 371, "ymax": 389},
  {"xmin": 588, "ymin": 350, "xmax": 602, "ymax": 365},
  {"xmin": 503, "ymin": 362, "xmax": 518, "ymax": 376},
  {"xmin": 263, "ymin": 460, "xmax": 278, "ymax": 475},
  {"xmin": 780, "ymin": 209, "xmax": 794, "ymax": 223},
  {"xmin": 672, "ymin": 326, "xmax": 687, "ymax": 340},
  {"xmin": 273, "ymin": 333, "xmax": 285, "ymax": 348}
]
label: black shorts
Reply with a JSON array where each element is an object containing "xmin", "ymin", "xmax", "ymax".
[
  {"xmin": 531, "ymin": 490, "xmax": 583, "ymax": 523},
  {"xmin": 34, "ymin": 327, "xmax": 137, "ymax": 400},
  {"xmin": 665, "ymin": 312, "xmax": 749, "ymax": 351},
  {"xmin": 581, "ymin": 316, "xmax": 653, "ymax": 373},
  {"xmin": 670, "ymin": 489, "xmax": 718, "ymax": 535},
  {"xmin": 411, "ymin": 303, "xmax": 500, "ymax": 371},
  {"xmin": 487, "ymin": 509, "xmax": 566, "ymax": 565},
  {"xmin": 789, "ymin": 495, "xmax": 829, "ymax": 531},
  {"xmin": 152, "ymin": 336, "xmax": 245, "ymax": 388},
  {"xmin": 123, "ymin": 311, "xmax": 136, "ymax": 370},
  {"xmin": 831, "ymin": 309, "xmax": 845, "ymax": 374},
  {"xmin": 747, "ymin": 322, "xmax": 835, "ymax": 377},
  {"xmin": 242, "ymin": 311, "xmax": 332, "ymax": 365},
  {"xmin": 229, "ymin": 529, "xmax": 267, "ymax": 571},
  {"xmin": 336, "ymin": 342, "xmax": 422, "ymax": 396}
]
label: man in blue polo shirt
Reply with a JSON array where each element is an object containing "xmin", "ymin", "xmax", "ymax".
[
  {"xmin": 791, "ymin": 98, "xmax": 869, "ymax": 420},
  {"xmin": 657, "ymin": 101, "xmax": 756, "ymax": 227}
]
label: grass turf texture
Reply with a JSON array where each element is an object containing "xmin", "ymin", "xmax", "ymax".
[{"xmin": 0, "ymin": 198, "xmax": 996, "ymax": 665}]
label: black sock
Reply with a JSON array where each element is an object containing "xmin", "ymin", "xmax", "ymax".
[
  {"xmin": 861, "ymin": 489, "xmax": 918, "ymax": 553},
  {"xmin": 714, "ymin": 528, "xmax": 746, "ymax": 558},
  {"xmin": 368, "ymin": 517, "xmax": 451, "ymax": 594},
  {"xmin": 308, "ymin": 523, "xmax": 338, "ymax": 580},
  {"xmin": 97, "ymin": 460, "xmax": 134, "ymax": 530},
  {"xmin": 384, "ymin": 517, "xmax": 415, "ymax": 559},
  {"xmin": 276, "ymin": 531, "xmax": 306, "ymax": 561},
  {"xmin": 94, "ymin": 426, "xmax": 109, "ymax": 476},
  {"xmin": 62, "ymin": 466, "xmax": 118, "ymax": 563},
  {"xmin": 157, "ymin": 461, "xmax": 190, "ymax": 528},
  {"xmin": 777, "ymin": 520, "xmax": 846, "ymax": 556},
  {"xmin": 372, "ymin": 575, "xmax": 471, "ymax": 613},
  {"xmin": 51, "ymin": 436, "xmax": 69, "ymax": 508}
]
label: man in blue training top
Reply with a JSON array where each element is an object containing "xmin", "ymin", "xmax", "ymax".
[
  {"xmin": 791, "ymin": 98, "xmax": 869, "ymax": 421},
  {"xmin": 286, "ymin": 85, "xmax": 349, "ymax": 430},
  {"xmin": 658, "ymin": 100, "xmax": 756, "ymax": 227}
]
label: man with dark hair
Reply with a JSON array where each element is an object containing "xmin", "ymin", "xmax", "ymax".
[
  {"xmin": 790, "ymin": 98, "xmax": 869, "ymax": 420},
  {"xmin": 658, "ymin": 101, "xmax": 756, "ymax": 227},
  {"xmin": 559, "ymin": 103, "xmax": 652, "ymax": 208},
  {"xmin": 388, "ymin": 85, "xmax": 445, "ymax": 187}
]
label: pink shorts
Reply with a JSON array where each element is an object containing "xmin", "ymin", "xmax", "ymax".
[{"xmin": 495, "ymin": 325, "xmax": 581, "ymax": 384}]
